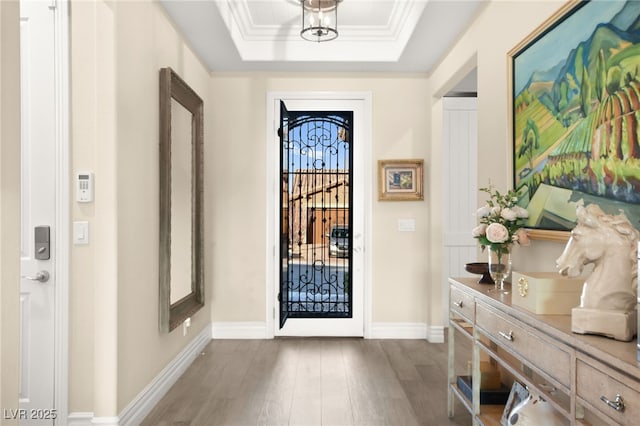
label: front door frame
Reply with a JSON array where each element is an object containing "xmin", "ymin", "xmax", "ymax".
[
  {"xmin": 265, "ymin": 91, "xmax": 372, "ymax": 338},
  {"xmin": 52, "ymin": 0, "xmax": 70, "ymax": 422}
]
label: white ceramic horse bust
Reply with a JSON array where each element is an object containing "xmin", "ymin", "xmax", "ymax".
[{"xmin": 556, "ymin": 203, "xmax": 639, "ymax": 341}]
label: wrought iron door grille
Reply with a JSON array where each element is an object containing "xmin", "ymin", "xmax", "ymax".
[{"xmin": 280, "ymin": 109, "xmax": 353, "ymax": 324}]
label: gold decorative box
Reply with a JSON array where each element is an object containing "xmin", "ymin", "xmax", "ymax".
[{"xmin": 511, "ymin": 272, "xmax": 584, "ymax": 315}]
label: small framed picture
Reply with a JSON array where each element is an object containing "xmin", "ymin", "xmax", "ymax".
[{"xmin": 378, "ymin": 159, "xmax": 424, "ymax": 201}]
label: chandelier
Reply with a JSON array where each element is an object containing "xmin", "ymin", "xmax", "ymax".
[{"xmin": 300, "ymin": 0, "xmax": 341, "ymax": 42}]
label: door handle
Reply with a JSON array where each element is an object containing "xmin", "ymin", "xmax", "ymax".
[{"xmin": 22, "ymin": 270, "xmax": 50, "ymax": 283}]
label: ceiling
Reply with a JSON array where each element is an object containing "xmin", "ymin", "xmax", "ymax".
[{"xmin": 159, "ymin": 0, "xmax": 486, "ymax": 76}]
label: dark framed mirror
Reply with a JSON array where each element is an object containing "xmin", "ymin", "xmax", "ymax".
[{"xmin": 159, "ymin": 67, "xmax": 204, "ymax": 333}]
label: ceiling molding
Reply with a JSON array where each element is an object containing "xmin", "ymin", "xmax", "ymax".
[
  {"xmin": 158, "ymin": 0, "xmax": 486, "ymax": 73},
  {"xmin": 215, "ymin": 0, "xmax": 427, "ymax": 61}
]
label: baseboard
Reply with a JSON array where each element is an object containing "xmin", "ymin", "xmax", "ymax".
[
  {"xmin": 67, "ymin": 412, "xmax": 93, "ymax": 426},
  {"xmin": 67, "ymin": 326, "xmax": 211, "ymax": 426},
  {"xmin": 67, "ymin": 414, "xmax": 119, "ymax": 426},
  {"xmin": 427, "ymin": 325, "xmax": 445, "ymax": 343},
  {"xmin": 117, "ymin": 324, "xmax": 211, "ymax": 425},
  {"xmin": 67, "ymin": 326, "xmax": 212, "ymax": 426},
  {"xmin": 210, "ymin": 322, "xmax": 439, "ymax": 340},
  {"xmin": 210, "ymin": 322, "xmax": 438, "ymax": 340},
  {"xmin": 91, "ymin": 417, "xmax": 119, "ymax": 426},
  {"xmin": 211, "ymin": 321, "xmax": 268, "ymax": 339},
  {"xmin": 369, "ymin": 322, "xmax": 428, "ymax": 339}
]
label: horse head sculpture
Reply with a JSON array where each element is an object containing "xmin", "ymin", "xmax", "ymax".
[{"xmin": 556, "ymin": 203, "xmax": 638, "ymax": 312}]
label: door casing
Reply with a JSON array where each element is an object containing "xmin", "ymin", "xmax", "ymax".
[
  {"xmin": 53, "ymin": 1, "xmax": 70, "ymax": 420},
  {"xmin": 266, "ymin": 92, "xmax": 372, "ymax": 338}
]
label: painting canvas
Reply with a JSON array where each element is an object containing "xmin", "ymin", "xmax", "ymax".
[
  {"xmin": 386, "ymin": 169, "xmax": 416, "ymax": 192},
  {"xmin": 511, "ymin": 0, "xmax": 640, "ymax": 232}
]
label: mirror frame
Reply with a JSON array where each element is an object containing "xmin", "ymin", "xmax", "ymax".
[{"xmin": 159, "ymin": 67, "xmax": 204, "ymax": 333}]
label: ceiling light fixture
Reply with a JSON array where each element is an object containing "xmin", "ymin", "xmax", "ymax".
[{"xmin": 300, "ymin": 0, "xmax": 341, "ymax": 42}]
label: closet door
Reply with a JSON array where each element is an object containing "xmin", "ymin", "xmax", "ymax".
[{"xmin": 442, "ymin": 97, "xmax": 478, "ymax": 324}]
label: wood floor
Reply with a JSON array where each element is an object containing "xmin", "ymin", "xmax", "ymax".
[{"xmin": 141, "ymin": 338, "xmax": 472, "ymax": 426}]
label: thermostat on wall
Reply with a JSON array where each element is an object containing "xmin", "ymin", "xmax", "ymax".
[{"xmin": 76, "ymin": 172, "xmax": 94, "ymax": 203}]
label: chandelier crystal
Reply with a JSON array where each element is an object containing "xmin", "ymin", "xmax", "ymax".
[{"xmin": 300, "ymin": 0, "xmax": 341, "ymax": 42}]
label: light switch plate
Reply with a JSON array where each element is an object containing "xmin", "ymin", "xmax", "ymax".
[
  {"xmin": 73, "ymin": 221, "xmax": 89, "ymax": 245},
  {"xmin": 398, "ymin": 218, "xmax": 416, "ymax": 232}
]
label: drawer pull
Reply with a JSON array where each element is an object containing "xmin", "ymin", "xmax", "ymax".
[
  {"xmin": 498, "ymin": 330, "xmax": 514, "ymax": 341},
  {"xmin": 600, "ymin": 394, "xmax": 625, "ymax": 412},
  {"xmin": 453, "ymin": 300, "xmax": 464, "ymax": 308}
]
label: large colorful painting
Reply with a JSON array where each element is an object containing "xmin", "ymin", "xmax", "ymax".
[{"xmin": 511, "ymin": 0, "xmax": 640, "ymax": 234}]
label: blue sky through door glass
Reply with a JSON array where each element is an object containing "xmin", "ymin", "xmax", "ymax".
[{"xmin": 286, "ymin": 114, "xmax": 350, "ymax": 191}]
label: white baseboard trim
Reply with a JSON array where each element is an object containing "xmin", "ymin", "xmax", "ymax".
[
  {"xmin": 66, "ymin": 414, "xmax": 119, "ymax": 426},
  {"xmin": 427, "ymin": 325, "xmax": 445, "ymax": 343},
  {"xmin": 211, "ymin": 321, "xmax": 268, "ymax": 339},
  {"xmin": 118, "ymin": 325, "xmax": 212, "ymax": 425},
  {"xmin": 69, "ymin": 325, "xmax": 212, "ymax": 426},
  {"xmin": 67, "ymin": 412, "xmax": 93, "ymax": 426},
  {"xmin": 369, "ymin": 322, "xmax": 428, "ymax": 339},
  {"xmin": 91, "ymin": 417, "xmax": 119, "ymax": 426}
]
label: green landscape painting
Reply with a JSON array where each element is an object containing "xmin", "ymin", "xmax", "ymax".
[{"xmin": 513, "ymin": 0, "xmax": 640, "ymax": 231}]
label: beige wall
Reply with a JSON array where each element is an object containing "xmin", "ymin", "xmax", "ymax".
[
  {"xmin": 0, "ymin": 0, "xmax": 21, "ymax": 419},
  {"xmin": 70, "ymin": 0, "xmax": 213, "ymax": 414},
  {"xmin": 209, "ymin": 74, "xmax": 431, "ymax": 324},
  {"xmin": 428, "ymin": 0, "xmax": 571, "ymax": 325}
]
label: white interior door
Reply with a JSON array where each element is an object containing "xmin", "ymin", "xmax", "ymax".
[
  {"xmin": 442, "ymin": 97, "xmax": 478, "ymax": 325},
  {"xmin": 273, "ymin": 97, "xmax": 367, "ymax": 337},
  {"xmin": 20, "ymin": 1, "xmax": 56, "ymax": 423}
]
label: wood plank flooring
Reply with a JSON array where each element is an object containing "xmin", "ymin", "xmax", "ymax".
[{"xmin": 141, "ymin": 338, "xmax": 472, "ymax": 426}]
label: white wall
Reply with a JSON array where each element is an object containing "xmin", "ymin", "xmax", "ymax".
[
  {"xmin": 428, "ymin": 0, "xmax": 570, "ymax": 325},
  {"xmin": 0, "ymin": 1, "xmax": 21, "ymax": 419}
]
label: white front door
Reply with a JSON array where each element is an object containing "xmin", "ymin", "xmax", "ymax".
[
  {"xmin": 271, "ymin": 96, "xmax": 369, "ymax": 337},
  {"xmin": 20, "ymin": 0, "xmax": 56, "ymax": 423}
]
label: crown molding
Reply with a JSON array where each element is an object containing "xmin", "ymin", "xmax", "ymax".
[{"xmin": 216, "ymin": 0, "xmax": 426, "ymax": 62}]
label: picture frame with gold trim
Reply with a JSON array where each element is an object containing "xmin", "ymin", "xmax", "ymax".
[
  {"xmin": 509, "ymin": 0, "xmax": 640, "ymax": 241},
  {"xmin": 378, "ymin": 159, "xmax": 424, "ymax": 201}
]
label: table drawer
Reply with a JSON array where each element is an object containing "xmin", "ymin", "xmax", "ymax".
[
  {"xmin": 475, "ymin": 301, "xmax": 571, "ymax": 387},
  {"xmin": 450, "ymin": 285, "xmax": 475, "ymax": 321},
  {"xmin": 577, "ymin": 358, "xmax": 640, "ymax": 425}
]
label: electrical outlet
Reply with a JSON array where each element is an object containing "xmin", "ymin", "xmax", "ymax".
[{"xmin": 182, "ymin": 317, "xmax": 191, "ymax": 336}]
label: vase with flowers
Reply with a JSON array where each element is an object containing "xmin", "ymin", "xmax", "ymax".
[{"xmin": 472, "ymin": 185, "xmax": 530, "ymax": 293}]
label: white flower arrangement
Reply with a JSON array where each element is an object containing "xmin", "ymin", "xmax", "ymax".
[{"xmin": 472, "ymin": 186, "xmax": 530, "ymax": 252}]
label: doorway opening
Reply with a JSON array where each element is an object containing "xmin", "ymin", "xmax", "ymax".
[
  {"xmin": 267, "ymin": 93, "xmax": 370, "ymax": 338},
  {"xmin": 279, "ymin": 102, "xmax": 354, "ymax": 328}
]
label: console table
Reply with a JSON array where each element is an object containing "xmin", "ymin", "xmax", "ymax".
[{"xmin": 447, "ymin": 277, "xmax": 640, "ymax": 425}]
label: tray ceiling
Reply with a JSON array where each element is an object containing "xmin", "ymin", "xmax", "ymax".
[{"xmin": 159, "ymin": 0, "xmax": 486, "ymax": 72}]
